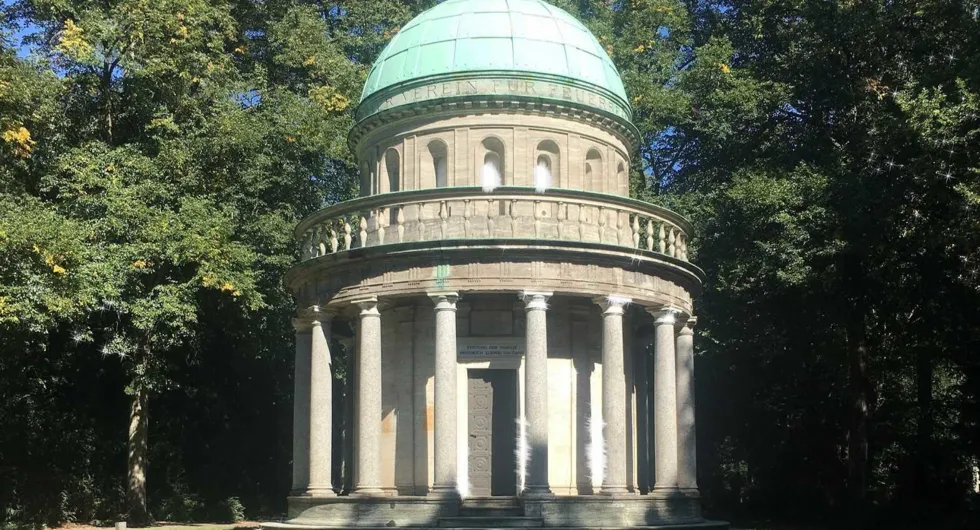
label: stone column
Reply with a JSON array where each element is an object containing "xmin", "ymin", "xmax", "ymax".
[
  {"xmin": 307, "ymin": 309, "xmax": 336, "ymax": 496},
  {"xmin": 650, "ymin": 307, "xmax": 680, "ymax": 491},
  {"xmin": 676, "ymin": 317, "xmax": 698, "ymax": 491},
  {"xmin": 522, "ymin": 291, "xmax": 553, "ymax": 496},
  {"xmin": 291, "ymin": 317, "xmax": 313, "ymax": 494},
  {"xmin": 353, "ymin": 298, "xmax": 384, "ymax": 495},
  {"xmin": 430, "ymin": 292, "xmax": 460, "ymax": 497},
  {"xmin": 595, "ymin": 296, "xmax": 631, "ymax": 495}
]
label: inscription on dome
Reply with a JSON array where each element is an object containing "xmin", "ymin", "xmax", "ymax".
[{"xmin": 361, "ymin": 77, "xmax": 629, "ymax": 121}]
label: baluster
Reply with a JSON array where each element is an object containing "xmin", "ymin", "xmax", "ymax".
[
  {"xmin": 616, "ymin": 210, "xmax": 626, "ymax": 246},
  {"xmin": 598, "ymin": 207, "xmax": 606, "ymax": 242},
  {"xmin": 669, "ymin": 227, "xmax": 677, "ymax": 257},
  {"xmin": 557, "ymin": 202, "xmax": 565, "ymax": 240},
  {"xmin": 397, "ymin": 207, "xmax": 405, "ymax": 243},
  {"xmin": 463, "ymin": 199, "xmax": 472, "ymax": 238},
  {"xmin": 577, "ymin": 205, "xmax": 586, "ymax": 241},
  {"xmin": 377, "ymin": 209, "xmax": 386, "ymax": 245},
  {"xmin": 680, "ymin": 233, "xmax": 688, "ymax": 260},
  {"xmin": 658, "ymin": 223, "xmax": 666, "ymax": 253},
  {"xmin": 301, "ymin": 230, "xmax": 312, "ymax": 260},
  {"xmin": 632, "ymin": 215, "xmax": 640, "ymax": 248},
  {"xmin": 318, "ymin": 228, "xmax": 326, "ymax": 256},
  {"xmin": 646, "ymin": 219, "xmax": 654, "ymax": 251},
  {"xmin": 343, "ymin": 220, "xmax": 352, "ymax": 250},
  {"xmin": 359, "ymin": 216, "xmax": 368, "ymax": 248},
  {"xmin": 330, "ymin": 228, "xmax": 338, "ymax": 253},
  {"xmin": 417, "ymin": 202, "xmax": 426, "ymax": 241},
  {"xmin": 439, "ymin": 200, "xmax": 448, "ymax": 239},
  {"xmin": 511, "ymin": 199, "xmax": 519, "ymax": 238},
  {"xmin": 487, "ymin": 199, "xmax": 496, "ymax": 237}
]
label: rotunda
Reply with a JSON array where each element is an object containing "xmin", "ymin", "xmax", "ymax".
[{"xmin": 275, "ymin": 0, "xmax": 721, "ymax": 528}]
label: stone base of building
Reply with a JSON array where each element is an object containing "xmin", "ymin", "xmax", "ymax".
[{"xmin": 266, "ymin": 494, "xmax": 726, "ymax": 529}]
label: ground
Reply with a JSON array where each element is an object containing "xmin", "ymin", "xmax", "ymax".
[{"xmin": 53, "ymin": 523, "xmax": 261, "ymax": 530}]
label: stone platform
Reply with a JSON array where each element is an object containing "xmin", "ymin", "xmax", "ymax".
[{"xmin": 264, "ymin": 495, "xmax": 727, "ymax": 529}]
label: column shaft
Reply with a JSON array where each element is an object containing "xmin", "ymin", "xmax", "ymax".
[
  {"xmin": 522, "ymin": 291, "xmax": 553, "ymax": 496},
  {"xmin": 354, "ymin": 299, "xmax": 383, "ymax": 495},
  {"xmin": 676, "ymin": 318, "xmax": 698, "ymax": 491},
  {"xmin": 597, "ymin": 296, "xmax": 630, "ymax": 494},
  {"xmin": 291, "ymin": 322, "xmax": 312, "ymax": 494},
  {"xmin": 430, "ymin": 293, "xmax": 459, "ymax": 497},
  {"xmin": 651, "ymin": 308, "xmax": 680, "ymax": 491},
  {"xmin": 307, "ymin": 312, "xmax": 335, "ymax": 496}
]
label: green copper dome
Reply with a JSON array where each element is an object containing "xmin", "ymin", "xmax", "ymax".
[{"xmin": 356, "ymin": 0, "xmax": 631, "ymax": 123}]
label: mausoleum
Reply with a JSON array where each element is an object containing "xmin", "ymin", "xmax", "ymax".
[{"xmin": 274, "ymin": 0, "xmax": 722, "ymax": 528}]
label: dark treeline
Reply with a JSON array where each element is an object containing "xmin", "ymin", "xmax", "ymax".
[{"xmin": 1, "ymin": 1, "xmax": 978, "ymax": 529}]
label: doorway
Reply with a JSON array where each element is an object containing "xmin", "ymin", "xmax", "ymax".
[{"xmin": 467, "ymin": 369, "xmax": 518, "ymax": 496}]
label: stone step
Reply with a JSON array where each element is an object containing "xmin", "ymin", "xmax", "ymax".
[
  {"xmin": 460, "ymin": 496, "xmax": 521, "ymax": 508},
  {"xmin": 459, "ymin": 497, "xmax": 523, "ymax": 517},
  {"xmin": 438, "ymin": 516, "xmax": 543, "ymax": 528},
  {"xmin": 458, "ymin": 508, "xmax": 524, "ymax": 517}
]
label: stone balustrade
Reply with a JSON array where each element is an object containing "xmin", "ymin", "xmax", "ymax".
[{"xmin": 296, "ymin": 187, "xmax": 693, "ymax": 263}]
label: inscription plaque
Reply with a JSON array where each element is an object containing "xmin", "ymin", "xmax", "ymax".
[{"xmin": 457, "ymin": 337, "xmax": 524, "ymax": 358}]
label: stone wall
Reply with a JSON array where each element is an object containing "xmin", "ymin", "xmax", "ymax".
[{"xmin": 356, "ymin": 111, "xmax": 631, "ymax": 197}]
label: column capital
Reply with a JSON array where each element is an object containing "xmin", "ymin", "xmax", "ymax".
[
  {"xmin": 648, "ymin": 306, "xmax": 683, "ymax": 325},
  {"xmin": 352, "ymin": 297, "xmax": 380, "ymax": 316},
  {"xmin": 296, "ymin": 305, "xmax": 335, "ymax": 328},
  {"xmin": 428, "ymin": 291, "xmax": 459, "ymax": 311},
  {"xmin": 520, "ymin": 290, "xmax": 553, "ymax": 311},
  {"xmin": 594, "ymin": 295, "xmax": 632, "ymax": 315},
  {"xmin": 679, "ymin": 316, "xmax": 698, "ymax": 336}
]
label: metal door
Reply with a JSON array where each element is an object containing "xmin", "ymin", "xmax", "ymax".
[{"xmin": 468, "ymin": 373, "xmax": 494, "ymax": 496}]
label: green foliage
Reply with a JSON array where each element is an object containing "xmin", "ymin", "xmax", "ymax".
[{"xmin": 2, "ymin": 0, "xmax": 980, "ymax": 529}]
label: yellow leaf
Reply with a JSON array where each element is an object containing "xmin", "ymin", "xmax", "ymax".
[
  {"xmin": 56, "ymin": 19, "xmax": 94, "ymax": 60},
  {"xmin": 3, "ymin": 126, "xmax": 36, "ymax": 158},
  {"xmin": 221, "ymin": 282, "xmax": 235, "ymax": 293},
  {"xmin": 634, "ymin": 44, "xmax": 645, "ymax": 53},
  {"xmin": 234, "ymin": 46, "xmax": 246, "ymax": 54},
  {"xmin": 303, "ymin": 55, "xmax": 317, "ymax": 66},
  {"xmin": 52, "ymin": 264, "xmax": 66, "ymax": 275},
  {"xmin": 719, "ymin": 63, "xmax": 731, "ymax": 74},
  {"xmin": 132, "ymin": 259, "xmax": 148, "ymax": 269}
]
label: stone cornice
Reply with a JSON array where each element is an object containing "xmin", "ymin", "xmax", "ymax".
[{"xmin": 286, "ymin": 240, "xmax": 700, "ymax": 314}]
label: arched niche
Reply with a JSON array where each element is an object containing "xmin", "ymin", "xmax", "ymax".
[
  {"xmin": 585, "ymin": 148, "xmax": 603, "ymax": 192},
  {"xmin": 535, "ymin": 140, "xmax": 561, "ymax": 186},
  {"xmin": 479, "ymin": 136, "xmax": 506, "ymax": 186},
  {"xmin": 383, "ymin": 148, "xmax": 400, "ymax": 193},
  {"xmin": 425, "ymin": 140, "xmax": 449, "ymax": 188}
]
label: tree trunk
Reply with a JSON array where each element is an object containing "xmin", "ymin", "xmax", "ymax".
[
  {"xmin": 914, "ymin": 343, "xmax": 934, "ymax": 498},
  {"xmin": 127, "ymin": 380, "xmax": 150, "ymax": 525},
  {"xmin": 846, "ymin": 313, "xmax": 870, "ymax": 522}
]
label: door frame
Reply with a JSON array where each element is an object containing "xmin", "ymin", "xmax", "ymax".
[{"xmin": 457, "ymin": 357, "xmax": 524, "ymax": 497}]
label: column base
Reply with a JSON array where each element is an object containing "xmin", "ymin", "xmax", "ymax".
[
  {"xmin": 303, "ymin": 486, "xmax": 336, "ymax": 497},
  {"xmin": 598, "ymin": 485, "xmax": 632, "ymax": 496},
  {"xmin": 652, "ymin": 485, "xmax": 695, "ymax": 498},
  {"xmin": 350, "ymin": 486, "xmax": 385, "ymax": 497},
  {"xmin": 521, "ymin": 486, "xmax": 555, "ymax": 498},
  {"xmin": 427, "ymin": 485, "xmax": 461, "ymax": 500}
]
